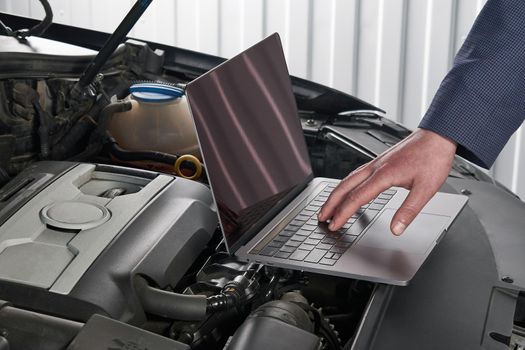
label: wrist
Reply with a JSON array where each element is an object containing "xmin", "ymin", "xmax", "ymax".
[{"xmin": 415, "ymin": 128, "xmax": 458, "ymax": 152}]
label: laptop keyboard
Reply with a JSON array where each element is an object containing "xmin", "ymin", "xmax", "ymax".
[{"xmin": 256, "ymin": 184, "xmax": 397, "ymax": 266}]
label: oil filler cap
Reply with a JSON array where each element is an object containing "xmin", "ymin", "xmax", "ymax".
[{"xmin": 40, "ymin": 201, "xmax": 111, "ymax": 230}]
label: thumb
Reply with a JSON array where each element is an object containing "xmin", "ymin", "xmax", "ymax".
[{"xmin": 390, "ymin": 185, "xmax": 434, "ymax": 236}]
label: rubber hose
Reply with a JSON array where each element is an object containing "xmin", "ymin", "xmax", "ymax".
[
  {"xmin": 12, "ymin": 0, "xmax": 53, "ymax": 38},
  {"xmin": 97, "ymin": 100, "xmax": 132, "ymax": 132},
  {"xmin": 134, "ymin": 276, "xmax": 207, "ymax": 322},
  {"xmin": 107, "ymin": 134, "xmax": 178, "ymax": 164},
  {"xmin": 51, "ymin": 99, "xmax": 127, "ymax": 160},
  {"xmin": 30, "ymin": 0, "xmax": 53, "ymax": 36}
]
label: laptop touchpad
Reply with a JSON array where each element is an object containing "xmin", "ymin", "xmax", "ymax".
[{"xmin": 356, "ymin": 209, "xmax": 449, "ymax": 254}]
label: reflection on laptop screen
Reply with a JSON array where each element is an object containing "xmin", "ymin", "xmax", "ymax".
[{"xmin": 187, "ymin": 34, "xmax": 313, "ymax": 251}]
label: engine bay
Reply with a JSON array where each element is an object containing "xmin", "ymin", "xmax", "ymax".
[{"xmin": 0, "ymin": 160, "xmax": 374, "ymax": 350}]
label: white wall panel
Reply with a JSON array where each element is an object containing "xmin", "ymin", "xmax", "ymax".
[
  {"xmin": 419, "ymin": 0, "xmax": 455, "ymax": 115},
  {"xmin": 281, "ymin": 0, "xmax": 310, "ymax": 77},
  {"xmin": 131, "ymin": 0, "xmax": 159, "ymax": 43},
  {"xmin": 91, "ymin": 0, "xmax": 130, "ymax": 33},
  {"xmin": 219, "ymin": 0, "xmax": 244, "ymax": 57},
  {"xmin": 310, "ymin": 0, "xmax": 334, "ymax": 88},
  {"xmin": 3, "ymin": 0, "xmax": 525, "ymax": 198},
  {"xmin": 9, "ymin": 0, "xmax": 30, "ymax": 17},
  {"xmin": 513, "ymin": 127, "xmax": 525, "ymax": 197},
  {"xmin": 175, "ymin": 1, "xmax": 201, "ymax": 51},
  {"xmin": 330, "ymin": 0, "xmax": 358, "ymax": 94},
  {"xmin": 372, "ymin": 0, "xmax": 406, "ymax": 119},
  {"xmin": 355, "ymin": 0, "xmax": 379, "ymax": 106},
  {"xmin": 241, "ymin": 0, "xmax": 264, "ymax": 49},
  {"xmin": 196, "ymin": 0, "xmax": 219, "ymax": 53},
  {"xmin": 29, "ymin": 1, "xmax": 45, "ymax": 18},
  {"xmin": 69, "ymin": 1, "xmax": 92, "ymax": 29},
  {"xmin": 0, "ymin": 2, "xmax": 10, "ymax": 13}
]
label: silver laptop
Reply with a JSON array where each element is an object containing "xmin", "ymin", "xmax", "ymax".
[{"xmin": 186, "ymin": 33, "xmax": 468, "ymax": 286}]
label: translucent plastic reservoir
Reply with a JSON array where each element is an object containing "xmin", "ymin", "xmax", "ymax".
[{"xmin": 107, "ymin": 83, "xmax": 200, "ymax": 158}]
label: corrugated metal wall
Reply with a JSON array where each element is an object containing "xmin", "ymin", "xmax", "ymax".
[{"xmin": 2, "ymin": 0, "xmax": 525, "ymax": 198}]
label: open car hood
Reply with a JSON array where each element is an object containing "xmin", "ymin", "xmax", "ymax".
[{"xmin": 0, "ymin": 12, "xmax": 382, "ymax": 115}]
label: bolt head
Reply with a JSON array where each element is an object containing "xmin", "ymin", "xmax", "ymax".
[
  {"xmin": 305, "ymin": 119, "xmax": 316, "ymax": 126},
  {"xmin": 502, "ymin": 276, "xmax": 514, "ymax": 284}
]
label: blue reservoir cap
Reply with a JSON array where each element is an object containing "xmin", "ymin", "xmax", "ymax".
[{"xmin": 130, "ymin": 83, "xmax": 185, "ymax": 102}]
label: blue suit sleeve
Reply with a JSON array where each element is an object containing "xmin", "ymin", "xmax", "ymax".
[{"xmin": 418, "ymin": 0, "xmax": 525, "ymax": 169}]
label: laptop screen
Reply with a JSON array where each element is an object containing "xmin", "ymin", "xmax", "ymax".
[{"xmin": 186, "ymin": 34, "xmax": 313, "ymax": 252}]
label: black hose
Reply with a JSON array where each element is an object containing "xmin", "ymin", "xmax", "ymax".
[
  {"xmin": 107, "ymin": 134, "xmax": 178, "ymax": 164},
  {"xmin": 52, "ymin": 99, "xmax": 128, "ymax": 160},
  {"xmin": 134, "ymin": 276, "xmax": 208, "ymax": 322},
  {"xmin": 97, "ymin": 100, "xmax": 133, "ymax": 132},
  {"xmin": 206, "ymin": 293, "xmax": 238, "ymax": 314},
  {"xmin": 206, "ymin": 275, "xmax": 251, "ymax": 314},
  {"xmin": 54, "ymin": 117, "xmax": 96, "ymax": 159},
  {"xmin": 12, "ymin": 0, "xmax": 53, "ymax": 39},
  {"xmin": 107, "ymin": 134, "xmax": 205, "ymax": 180}
]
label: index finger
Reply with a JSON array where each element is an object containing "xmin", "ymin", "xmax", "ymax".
[
  {"xmin": 318, "ymin": 164, "xmax": 372, "ymax": 222},
  {"xmin": 328, "ymin": 170, "xmax": 391, "ymax": 230}
]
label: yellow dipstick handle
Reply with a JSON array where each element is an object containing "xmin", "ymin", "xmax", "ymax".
[{"xmin": 174, "ymin": 154, "xmax": 203, "ymax": 180}]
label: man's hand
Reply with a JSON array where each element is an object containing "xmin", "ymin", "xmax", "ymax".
[{"xmin": 318, "ymin": 128, "xmax": 457, "ymax": 235}]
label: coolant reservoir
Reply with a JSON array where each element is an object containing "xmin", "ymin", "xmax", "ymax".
[{"xmin": 107, "ymin": 83, "xmax": 200, "ymax": 158}]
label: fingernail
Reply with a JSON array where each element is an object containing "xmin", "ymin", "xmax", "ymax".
[
  {"xmin": 328, "ymin": 222, "xmax": 335, "ymax": 231},
  {"xmin": 392, "ymin": 222, "xmax": 406, "ymax": 236},
  {"xmin": 318, "ymin": 211, "xmax": 324, "ymax": 220}
]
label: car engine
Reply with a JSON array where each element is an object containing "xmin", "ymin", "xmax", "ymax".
[{"xmin": 0, "ymin": 160, "xmax": 373, "ymax": 350}]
